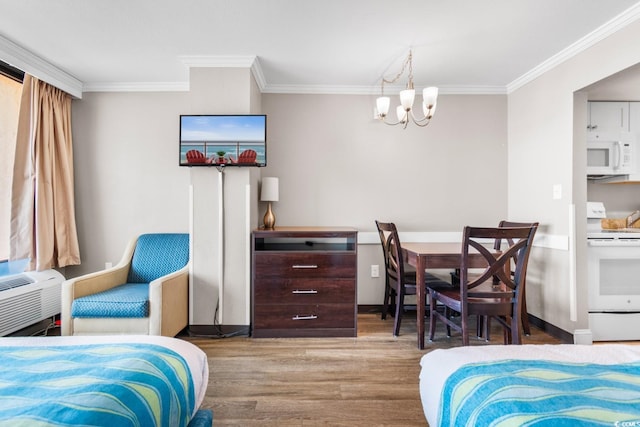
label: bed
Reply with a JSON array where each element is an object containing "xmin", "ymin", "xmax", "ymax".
[
  {"xmin": 0, "ymin": 335, "xmax": 211, "ymax": 426},
  {"xmin": 420, "ymin": 344, "xmax": 640, "ymax": 426}
]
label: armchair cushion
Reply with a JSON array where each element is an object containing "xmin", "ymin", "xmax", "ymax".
[
  {"xmin": 127, "ymin": 234, "xmax": 190, "ymax": 283},
  {"xmin": 71, "ymin": 283, "xmax": 150, "ymax": 318}
]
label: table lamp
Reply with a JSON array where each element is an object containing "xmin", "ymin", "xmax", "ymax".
[{"xmin": 261, "ymin": 177, "xmax": 279, "ymax": 229}]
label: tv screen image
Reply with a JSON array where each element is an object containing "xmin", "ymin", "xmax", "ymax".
[{"xmin": 179, "ymin": 114, "xmax": 266, "ymax": 167}]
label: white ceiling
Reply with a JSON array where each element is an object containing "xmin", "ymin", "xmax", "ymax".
[{"xmin": 1, "ymin": 0, "xmax": 640, "ymax": 95}]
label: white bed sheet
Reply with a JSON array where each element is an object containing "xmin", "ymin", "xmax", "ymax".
[
  {"xmin": 0, "ymin": 335, "xmax": 209, "ymax": 417},
  {"xmin": 419, "ymin": 344, "xmax": 640, "ymax": 426}
]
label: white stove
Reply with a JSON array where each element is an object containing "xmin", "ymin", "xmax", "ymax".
[
  {"xmin": 587, "ymin": 202, "xmax": 640, "ymax": 242},
  {"xmin": 586, "ymin": 201, "xmax": 640, "ymax": 341}
]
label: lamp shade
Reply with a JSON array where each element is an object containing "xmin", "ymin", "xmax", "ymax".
[
  {"xmin": 422, "ymin": 86, "xmax": 438, "ymax": 108},
  {"xmin": 376, "ymin": 96, "xmax": 390, "ymax": 117},
  {"xmin": 399, "ymin": 88, "xmax": 415, "ymax": 110},
  {"xmin": 261, "ymin": 177, "xmax": 279, "ymax": 202}
]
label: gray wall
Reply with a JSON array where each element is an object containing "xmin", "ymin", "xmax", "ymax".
[
  {"xmin": 68, "ymin": 87, "xmax": 508, "ymax": 320},
  {"xmin": 69, "ymin": 16, "xmax": 640, "ymax": 333},
  {"xmin": 69, "ymin": 68, "xmax": 261, "ymax": 326},
  {"xmin": 261, "ymin": 93, "xmax": 508, "ymax": 304}
]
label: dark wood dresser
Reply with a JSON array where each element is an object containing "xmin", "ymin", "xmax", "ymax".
[{"xmin": 251, "ymin": 227, "xmax": 358, "ymax": 338}]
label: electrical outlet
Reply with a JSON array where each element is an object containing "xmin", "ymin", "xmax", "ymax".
[{"xmin": 371, "ymin": 264, "xmax": 380, "ymax": 278}]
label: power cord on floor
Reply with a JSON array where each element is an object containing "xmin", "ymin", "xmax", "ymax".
[
  {"xmin": 186, "ymin": 298, "xmax": 249, "ymax": 339},
  {"xmin": 30, "ymin": 316, "xmax": 59, "ymax": 336}
]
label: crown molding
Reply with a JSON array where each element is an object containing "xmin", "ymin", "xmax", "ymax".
[
  {"xmin": 0, "ymin": 34, "xmax": 83, "ymax": 98},
  {"xmin": 507, "ymin": 2, "xmax": 640, "ymax": 93},
  {"xmin": 262, "ymin": 84, "xmax": 507, "ymax": 95},
  {"xmin": 82, "ymin": 81, "xmax": 190, "ymax": 92},
  {"xmin": 180, "ymin": 54, "xmax": 267, "ymax": 92}
]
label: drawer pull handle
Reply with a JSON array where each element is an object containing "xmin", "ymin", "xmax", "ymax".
[
  {"xmin": 292, "ymin": 289, "xmax": 318, "ymax": 294},
  {"xmin": 292, "ymin": 264, "xmax": 318, "ymax": 269},
  {"xmin": 292, "ymin": 314, "xmax": 318, "ymax": 320}
]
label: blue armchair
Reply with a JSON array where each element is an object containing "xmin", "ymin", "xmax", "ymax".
[{"xmin": 61, "ymin": 233, "xmax": 190, "ymax": 336}]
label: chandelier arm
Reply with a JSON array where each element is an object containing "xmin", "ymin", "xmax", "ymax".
[
  {"xmin": 409, "ymin": 108, "xmax": 427, "ymax": 123},
  {"xmin": 379, "ymin": 117, "xmax": 405, "ymax": 126},
  {"xmin": 410, "ymin": 113, "xmax": 434, "ymax": 127}
]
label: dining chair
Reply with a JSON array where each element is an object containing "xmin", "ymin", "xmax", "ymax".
[
  {"xmin": 375, "ymin": 220, "xmax": 452, "ymax": 336},
  {"xmin": 451, "ymin": 220, "xmax": 539, "ymax": 339},
  {"xmin": 478, "ymin": 220, "xmax": 539, "ymax": 339},
  {"xmin": 427, "ymin": 225, "xmax": 537, "ymax": 345}
]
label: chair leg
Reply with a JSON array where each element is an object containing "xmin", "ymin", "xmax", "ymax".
[
  {"xmin": 428, "ymin": 290, "xmax": 437, "ymax": 342},
  {"xmin": 393, "ymin": 291, "xmax": 404, "ymax": 336},
  {"xmin": 381, "ymin": 282, "xmax": 391, "ymax": 320},
  {"xmin": 511, "ymin": 314, "xmax": 522, "ymax": 345},
  {"xmin": 461, "ymin": 312, "xmax": 469, "ymax": 346},
  {"xmin": 521, "ymin": 290, "xmax": 531, "ymax": 336},
  {"xmin": 483, "ymin": 316, "xmax": 491, "ymax": 341}
]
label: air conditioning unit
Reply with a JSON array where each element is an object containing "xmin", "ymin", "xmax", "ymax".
[{"xmin": 0, "ymin": 269, "xmax": 64, "ymax": 336}]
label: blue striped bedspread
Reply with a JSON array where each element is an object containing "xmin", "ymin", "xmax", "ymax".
[
  {"xmin": 440, "ymin": 359, "xmax": 640, "ymax": 426},
  {"xmin": 0, "ymin": 343, "xmax": 196, "ymax": 426}
]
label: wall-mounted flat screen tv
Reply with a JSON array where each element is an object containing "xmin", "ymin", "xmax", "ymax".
[{"xmin": 179, "ymin": 114, "xmax": 266, "ymax": 167}]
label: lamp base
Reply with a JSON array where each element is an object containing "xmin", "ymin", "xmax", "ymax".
[{"xmin": 263, "ymin": 202, "xmax": 276, "ymax": 229}]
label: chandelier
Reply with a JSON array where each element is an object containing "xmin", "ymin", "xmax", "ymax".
[{"xmin": 375, "ymin": 50, "xmax": 438, "ymax": 129}]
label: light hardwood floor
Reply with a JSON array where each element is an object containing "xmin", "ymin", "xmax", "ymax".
[{"xmin": 184, "ymin": 312, "xmax": 564, "ymax": 426}]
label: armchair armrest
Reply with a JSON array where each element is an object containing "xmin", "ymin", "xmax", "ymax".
[
  {"xmin": 61, "ymin": 237, "xmax": 138, "ymax": 336},
  {"xmin": 148, "ymin": 264, "xmax": 189, "ymax": 336},
  {"xmin": 61, "ymin": 264, "xmax": 130, "ymax": 336}
]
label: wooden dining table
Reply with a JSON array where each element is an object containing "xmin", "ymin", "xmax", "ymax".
[{"xmin": 403, "ymin": 242, "xmax": 490, "ymax": 349}]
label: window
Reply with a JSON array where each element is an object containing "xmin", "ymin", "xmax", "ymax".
[{"xmin": 0, "ymin": 62, "xmax": 24, "ymax": 262}]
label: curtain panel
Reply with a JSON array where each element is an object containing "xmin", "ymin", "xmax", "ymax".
[{"xmin": 10, "ymin": 74, "xmax": 80, "ymax": 271}]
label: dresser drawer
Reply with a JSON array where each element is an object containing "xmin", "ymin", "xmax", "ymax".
[
  {"xmin": 254, "ymin": 253, "xmax": 356, "ymax": 278},
  {"xmin": 252, "ymin": 228, "xmax": 358, "ymax": 338},
  {"xmin": 254, "ymin": 278, "xmax": 355, "ymax": 304},
  {"xmin": 253, "ymin": 303, "xmax": 356, "ymax": 330}
]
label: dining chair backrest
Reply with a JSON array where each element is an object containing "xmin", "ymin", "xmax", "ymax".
[
  {"xmin": 375, "ymin": 220, "xmax": 391, "ymax": 281},
  {"xmin": 461, "ymin": 226, "xmax": 537, "ymax": 316},
  {"xmin": 493, "ymin": 221, "xmax": 539, "ymax": 270},
  {"xmin": 375, "ymin": 221, "xmax": 405, "ymax": 286},
  {"xmin": 469, "ymin": 220, "xmax": 539, "ymax": 339}
]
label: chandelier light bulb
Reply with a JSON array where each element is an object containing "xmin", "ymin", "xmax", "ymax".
[
  {"xmin": 396, "ymin": 105, "xmax": 407, "ymax": 123},
  {"xmin": 423, "ymin": 87, "xmax": 438, "ymax": 108},
  {"xmin": 400, "ymin": 89, "xmax": 415, "ymax": 110},
  {"xmin": 376, "ymin": 96, "xmax": 390, "ymax": 117}
]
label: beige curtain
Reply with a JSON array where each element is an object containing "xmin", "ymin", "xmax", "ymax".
[{"xmin": 10, "ymin": 74, "xmax": 80, "ymax": 271}]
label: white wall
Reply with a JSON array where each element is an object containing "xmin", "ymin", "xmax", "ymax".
[{"xmin": 508, "ymin": 19, "xmax": 640, "ymax": 337}]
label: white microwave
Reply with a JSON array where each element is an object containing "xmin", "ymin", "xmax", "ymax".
[{"xmin": 587, "ymin": 131, "xmax": 636, "ymax": 176}]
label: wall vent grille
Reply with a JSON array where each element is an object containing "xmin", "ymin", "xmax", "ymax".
[
  {"xmin": 0, "ymin": 274, "xmax": 35, "ymax": 292},
  {"xmin": 0, "ymin": 291, "xmax": 41, "ymax": 336},
  {"xmin": 0, "ymin": 270, "xmax": 63, "ymax": 336}
]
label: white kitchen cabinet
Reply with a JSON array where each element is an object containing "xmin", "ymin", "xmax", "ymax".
[
  {"xmin": 588, "ymin": 101, "xmax": 629, "ymax": 132},
  {"xmin": 629, "ymin": 102, "xmax": 640, "ymax": 135}
]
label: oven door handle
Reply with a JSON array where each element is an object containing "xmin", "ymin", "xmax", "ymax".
[{"xmin": 589, "ymin": 239, "xmax": 640, "ymax": 247}]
